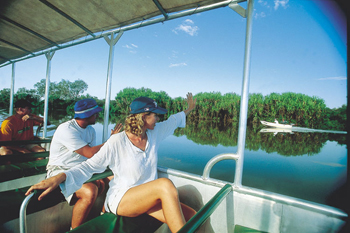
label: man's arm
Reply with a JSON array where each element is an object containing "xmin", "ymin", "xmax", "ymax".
[
  {"xmin": 23, "ymin": 114, "xmax": 51, "ymax": 125},
  {"xmin": 75, "ymin": 123, "xmax": 123, "ymax": 158},
  {"xmin": 75, "ymin": 144, "xmax": 104, "ymax": 159}
]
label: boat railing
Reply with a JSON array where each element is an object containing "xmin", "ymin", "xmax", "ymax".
[
  {"xmin": 19, "ymin": 181, "xmax": 233, "ymax": 233},
  {"xmin": 19, "ymin": 169, "xmax": 113, "ymax": 233},
  {"xmin": 202, "ymin": 153, "xmax": 239, "ymax": 181},
  {"xmin": 0, "ymin": 139, "xmax": 52, "ymax": 182}
]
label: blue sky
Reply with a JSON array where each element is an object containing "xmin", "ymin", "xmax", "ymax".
[{"xmin": 0, "ymin": 0, "xmax": 347, "ymax": 109}]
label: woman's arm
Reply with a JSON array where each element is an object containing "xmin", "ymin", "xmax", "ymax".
[
  {"xmin": 183, "ymin": 92, "xmax": 197, "ymax": 116},
  {"xmin": 25, "ymin": 173, "xmax": 67, "ymax": 201},
  {"xmin": 27, "ymin": 137, "xmax": 115, "ymax": 200}
]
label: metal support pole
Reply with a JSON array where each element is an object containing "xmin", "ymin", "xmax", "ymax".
[
  {"xmin": 43, "ymin": 51, "xmax": 55, "ymax": 138},
  {"xmin": 102, "ymin": 32, "xmax": 123, "ymax": 142},
  {"xmin": 9, "ymin": 63, "xmax": 15, "ymax": 115},
  {"xmin": 234, "ymin": 0, "xmax": 254, "ymax": 187}
]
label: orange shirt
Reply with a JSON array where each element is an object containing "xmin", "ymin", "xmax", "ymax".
[{"xmin": 0, "ymin": 115, "xmax": 41, "ymax": 141}]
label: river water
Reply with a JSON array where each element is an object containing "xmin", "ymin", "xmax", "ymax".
[
  {"xmin": 92, "ymin": 121, "xmax": 347, "ymax": 210},
  {"xmin": 0, "ymin": 110, "xmax": 347, "ymax": 211}
]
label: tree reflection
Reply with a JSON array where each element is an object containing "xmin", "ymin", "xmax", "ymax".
[
  {"xmin": 42, "ymin": 111, "xmax": 347, "ymax": 157},
  {"xmin": 173, "ymin": 120, "xmax": 347, "ymax": 156}
]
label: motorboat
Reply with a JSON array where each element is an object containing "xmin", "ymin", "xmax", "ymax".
[{"xmin": 260, "ymin": 120, "xmax": 294, "ymax": 129}]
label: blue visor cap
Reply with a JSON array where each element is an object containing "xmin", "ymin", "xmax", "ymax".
[
  {"xmin": 130, "ymin": 97, "xmax": 168, "ymax": 114},
  {"xmin": 74, "ymin": 98, "xmax": 103, "ymax": 119}
]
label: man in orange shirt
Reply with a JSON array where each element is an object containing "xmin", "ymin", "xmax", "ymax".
[{"xmin": 0, "ymin": 99, "xmax": 49, "ymax": 155}]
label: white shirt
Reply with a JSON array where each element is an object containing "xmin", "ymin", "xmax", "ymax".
[
  {"xmin": 60, "ymin": 112, "xmax": 186, "ymax": 213},
  {"xmin": 47, "ymin": 119, "xmax": 96, "ymax": 169}
]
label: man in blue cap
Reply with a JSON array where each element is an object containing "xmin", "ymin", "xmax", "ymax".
[{"xmin": 46, "ymin": 98, "xmax": 120, "ymax": 229}]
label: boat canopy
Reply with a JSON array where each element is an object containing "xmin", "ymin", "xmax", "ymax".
[{"xmin": 0, "ymin": 0, "xmax": 245, "ymax": 66}]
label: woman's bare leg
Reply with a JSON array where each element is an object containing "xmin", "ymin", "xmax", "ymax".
[{"xmin": 117, "ymin": 178, "xmax": 187, "ymax": 233}]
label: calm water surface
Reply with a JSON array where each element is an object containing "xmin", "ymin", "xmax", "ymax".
[
  {"xmin": 92, "ymin": 122, "xmax": 347, "ymax": 209},
  {"xmin": 0, "ymin": 110, "xmax": 347, "ymax": 210}
]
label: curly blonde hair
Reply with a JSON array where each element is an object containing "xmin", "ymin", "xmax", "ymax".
[{"xmin": 124, "ymin": 112, "xmax": 151, "ymax": 136}]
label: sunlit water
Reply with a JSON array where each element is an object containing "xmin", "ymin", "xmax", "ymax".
[
  {"xmin": 93, "ymin": 122, "xmax": 347, "ymax": 209},
  {"xmin": 1, "ymin": 110, "xmax": 347, "ymax": 210}
]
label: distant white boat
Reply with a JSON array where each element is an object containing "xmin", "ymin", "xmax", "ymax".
[{"xmin": 260, "ymin": 119, "xmax": 294, "ymax": 129}]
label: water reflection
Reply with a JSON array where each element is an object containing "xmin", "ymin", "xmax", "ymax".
[
  {"xmin": 1, "ymin": 109, "xmax": 346, "ymax": 157},
  {"xmin": 174, "ymin": 120, "xmax": 347, "ymax": 156},
  {"xmin": 1, "ymin": 110, "xmax": 346, "ymax": 208}
]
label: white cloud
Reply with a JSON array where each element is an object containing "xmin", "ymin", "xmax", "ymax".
[
  {"xmin": 123, "ymin": 44, "xmax": 138, "ymax": 49},
  {"xmin": 170, "ymin": 50, "xmax": 178, "ymax": 59},
  {"xmin": 184, "ymin": 19, "xmax": 194, "ymax": 24},
  {"xmin": 274, "ymin": 0, "xmax": 289, "ymax": 10},
  {"xmin": 318, "ymin": 76, "xmax": 347, "ymax": 81},
  {"xmin": 173, "ymin": 19, "xmax": 199, "ymax": 36},
  {"xmin": 258, "ymin": 0, "xmax": 267, "ymax": 5},
  {"xmin": 169, "ymin": 62, "xmax": 187, "ymax": 68},
  {"xmin": 123, "ymin": 44, "xmax": 138, "ymax": 53},
  {"xmin": 254, "ymin": 11, "xmax": 266, "ymax": 19}
]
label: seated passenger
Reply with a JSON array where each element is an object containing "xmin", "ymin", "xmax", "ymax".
[
  {"xmin": 27, "ymin": 93, "xmax": 197, "ymax": 233},
  {"xmin": 46, "ymin": 98, "xmax": 121, "ymax": 229},
  {"xmin": 0, "ymin": 99, "xmax": 49, "ymax": 156}
]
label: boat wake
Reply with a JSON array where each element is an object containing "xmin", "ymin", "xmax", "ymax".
[
  {"xmin": 260, "ymin": 126, "xmax": 347, "ymax": 135},
  {"xmin": 291, "ymin": 127, "xmax": 347, "ymax": 134}
]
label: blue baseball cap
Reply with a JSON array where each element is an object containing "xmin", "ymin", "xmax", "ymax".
[
  {"xmin": 74, "ymin": 99, "xmax": 103, "ymax": 119},
  {"xmin": 130, "ymin": 97, "xmax": 167, "ymax": 114}
]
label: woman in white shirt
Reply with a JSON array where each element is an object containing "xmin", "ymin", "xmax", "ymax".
[{"xmin": 26, "ymin": 93, "xmax": 197, "ymax": 233}]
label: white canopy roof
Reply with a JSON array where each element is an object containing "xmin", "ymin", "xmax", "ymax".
[{"xmin": 0, "ymin": 0, "xmax": 244, "ymax": 66}]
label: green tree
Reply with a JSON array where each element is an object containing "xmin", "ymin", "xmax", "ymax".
[
  {"xmin": 34, "ymin": 79, "xmax": 88, "ymax": 101},
  {"xmin": 0, "ymin": 88, "xmax": 11, "ymax": 109}
]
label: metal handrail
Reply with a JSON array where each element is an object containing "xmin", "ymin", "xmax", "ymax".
[
  {"xmin": 202, "ymin": 153, "xmax": 239, "ymax": 180},
  {"xmin": 18, "ymin": 169, "xmax": 113, "ymax": 233},
  {"xmin": 19, "ymin": 192, "xmax": 35, "ymax": 233},
  {"xmin": 178, "ymin": 184, "xmax": 233, "ymax": 233}
]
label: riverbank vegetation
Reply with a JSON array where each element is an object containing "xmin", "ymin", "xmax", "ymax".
[{"xmin": 0, "ymin": 79, "xmax": 347, "ymax": 131}]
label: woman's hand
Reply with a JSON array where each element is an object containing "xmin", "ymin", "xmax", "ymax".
[
  {"xmin": 111, "ymin": 123, "xmax": 123, "ymax": 135},
  {"xmin": 25, "ymin": 173, "xmax": 67, "ymax": 201},
  {"xmin": 184, "ymin": 92, "xmax": 197, "ymax": 116}
]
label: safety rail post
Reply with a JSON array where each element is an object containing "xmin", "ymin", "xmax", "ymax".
[
  {"xmin": 234, "ymin": 0, "xmax": 254, "ymax": 188},
  {"xmin": 102, "ymin": 32, "xmax": 123, "ymax": 143},
  {"xmin": 43, "ymin": 51, "xmax": 55, "ymax": 138},
  {"xmin": 201, "ymin": 0, "xmax": 254, "ymax": 187},
  {"xmin": 9, "ymin": 62, "xmax": 15, "ymax": 116}
]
